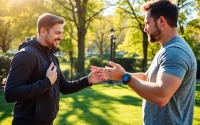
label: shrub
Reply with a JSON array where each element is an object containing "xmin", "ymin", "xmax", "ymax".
[
  {"xmin": 89, "ymin": 56, "xmax": 102, "ymax": 67},
  {"xmin": 0, "ymin": 55, "xmax": 11, "ymax": 78},
  {"xmin": 102, "ymin": 60, "xmax": 109, "ymax": 67},
  {"xmin": 63, "ymin": 70, "xmax": 71, "ymax": 80},
  {"xmin": 88, "ymin": 56, "xmax": 109, "ymax": 67}
]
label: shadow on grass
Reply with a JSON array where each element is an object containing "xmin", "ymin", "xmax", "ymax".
[
  {"xmin": 1, "ymin": 82, "xmax": 199, "ymax": 125},
  {"xmin": 0, "ymin": 89, "xmax": 14, "ymax": 123},
  {"xmin": 194, "ymin": 118, "xmax": 200, "ymax": 123},
  {"xmin": 55, "ymin": 85, "xmax": 142, "ymax": 125},
  {"xmin": 195, "ymin": 82, "xmax": 200, "ymax": 107}
]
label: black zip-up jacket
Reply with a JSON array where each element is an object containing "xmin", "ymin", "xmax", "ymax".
[{"xmin": 4, "ymin": 38, "xmax": 91, "ymax": 125}]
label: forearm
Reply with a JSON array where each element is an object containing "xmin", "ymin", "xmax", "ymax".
[
  {"xmin": 4, "ymin": 77, "xmax": 51, "ymax": 103},
  {"xmin": 127, "ymin": 76, "xmax": 168, "ymax": 107},
  {"xmin": 59, "ymin": 72, "xmax": 91, "ymax": 95},
  {"xmin": 130, "ymin": 72, "xmax": 147, "ymax": 81}
]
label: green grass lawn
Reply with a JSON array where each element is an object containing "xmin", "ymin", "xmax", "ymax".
[{"xmin": 0, "ymin": 83, "xmax": 200, "ymax": 125}]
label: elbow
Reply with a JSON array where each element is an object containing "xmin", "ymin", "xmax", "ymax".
[
  {"xmin": 4, "ymin": 95, "xmax": 13, "ymax": 103},
  {"xmin": 156, "ymin": 98, "xmax": 170, "ymax": 107},
  {"xmin": 4, "ymin": 91, "xmax": 15, "ymax": 103},
  {"xmin": 155, "ymin": 90, "xmax": 171, "ymax": 107}
]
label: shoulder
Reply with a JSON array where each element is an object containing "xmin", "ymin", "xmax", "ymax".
[
  {"xmin": 19, "ymin": 46, "xmax": 39, "ymax": 55},
  {"xmin": 163, "ymin": 37, "xmax": 193, "ymax": 57},
  {"xmin": 12, "ymin": 47, "xmax": 38, "ymax": 65},
  {"xmin": 160, "ymin": 40, "xmax": 191, "ymax": 61}
]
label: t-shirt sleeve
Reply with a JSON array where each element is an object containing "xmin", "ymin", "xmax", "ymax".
[{"xmin": 158, "ymin": 47, "xmax": 187, "ymax": 80}]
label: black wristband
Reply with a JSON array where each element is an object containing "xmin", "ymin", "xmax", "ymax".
[{"xmin": 122, "ymin": 73, "xmax": 131, "ymax": 84}]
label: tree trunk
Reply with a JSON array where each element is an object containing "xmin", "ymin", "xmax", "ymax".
[
  {"xmin": 1, "ymin": 37, "xmax": 9, "ymax": 53},
  {"xmin": 142, "ymin": 32, "xmax": 148, "ymax": 72},
  {"xmin": 2, "ymin": 46, "xmax": 8, "ymax": 53},
  {"xmin": 77, "ymin": 28, "xmax": 86, "ymax": 72},
  {"xmin": 70, "ymin": 51, "xmax": 73, "ymax": 81},
  {"xmin": 100, "ymin": 49, "xmax": 103, "ymax": 58},
  {"xmin": 76, "ymin": 0, "xmax": 87, "ymax": 72}
]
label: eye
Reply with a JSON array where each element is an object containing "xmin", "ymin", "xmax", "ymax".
[
  {"xmin": 55, "ymin": 32, "xmax": 61, "ymax": 35},
  {"xmin": 145, "ymin": 23, "xmax": 149, "ymax": 28}
]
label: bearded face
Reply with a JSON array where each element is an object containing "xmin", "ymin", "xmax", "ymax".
[
  {"xmin": 144, "ymin": 12, "xmax": 162, "ymax": 43},
  {"xmin": 45, "ymin": 33, "xmax": 62, "ymax": 49},
  {"xmin": 44, "ymin": 23, "xmax": 64, "ymax": 49},
  {"xmin": 147, "ymin": 22, "xmax": 161, "ymax": 43}
]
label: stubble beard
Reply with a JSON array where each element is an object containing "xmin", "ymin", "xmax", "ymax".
[
  {"xmin": 148, "ymin": 23, "xmax": 161, "ymax": 43},
  {"xmin": 45, "ymin": 35, "xmax": 58, "ymax": 49}
]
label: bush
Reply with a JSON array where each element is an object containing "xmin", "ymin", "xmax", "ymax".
[
  {"xmin": 89, "ymin": 56, "xmax": 103, "ymax": 67},
  {"xmin": 88, "ymin": 56, "xmax": 108, "ymax": 68},
  {"xmin": 115, "ymin": 58, "xmax": 136, "ymax": 72},
  {"xmin": 63, "ymin": 70, "xmax": 71, "ymax": 80},
  {"xmin": 102, "ymin": 60, "xmax": 109, "ymax": 67},
  {"xmin": 0, "ymin": 55, "xmax": 11, "ymax": 78}
]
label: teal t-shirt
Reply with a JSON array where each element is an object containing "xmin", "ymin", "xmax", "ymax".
[{"xmin": 143, "ymin": 36, "xmax": 197, "ymax": 125}]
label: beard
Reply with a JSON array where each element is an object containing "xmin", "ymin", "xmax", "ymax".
[
  {"xmin": 148, "ymin": 23, "xmax": 161, "ymax": 43},
  {"xmin": 45, "ymin": 35, "xmax": 61, "ymax": 49},
  {"xmin": 52, "ymin": 38, "xmax": 61, "ymax": 49}
]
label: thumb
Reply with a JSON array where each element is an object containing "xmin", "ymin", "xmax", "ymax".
[
  {"xmin": 90, "ymin": 65, "xmax": 99, "ymax": 71},
  {"xmin": 109, "ymin": 61, "xmax": 120, "ymax": 68},
  {"xmin": 48, "ymin": 63, "xmax": 54, "ymax": 71},
  {"xmin": 53, "ymin": 65, "xmax": 57, "ymax": 72},
  {"xmin": 92, "ymin": 70, "xmax": 99, "ymax": 74}
]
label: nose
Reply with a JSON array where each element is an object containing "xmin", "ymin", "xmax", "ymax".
[
  {"xmin": 144, "ymin": 26, "xmax": 148, "ymax": 32},
  {"xmin": 59, "ymin": 34, "xmax": 63, "ymax": 40}
]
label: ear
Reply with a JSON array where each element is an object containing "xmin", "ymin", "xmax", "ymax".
[
  {"xmin": 159, "ymin": 16, "xmax": 165, "ymax": 27},
  {"xmin": 40, "ymin": 28, "xmax": 47, "ymax": 36}
]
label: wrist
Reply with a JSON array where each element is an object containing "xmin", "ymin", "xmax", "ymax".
[
  {"xmin": 121, "ymin": 72, "xmax": 131, "ymax": 84},
  {"xmin": 46, "ymin": 77, "xmax": 53, "ymax": 85},
  {"xmin": 87, "ymin": 75, "xmax": 92, "ymax": 85}
]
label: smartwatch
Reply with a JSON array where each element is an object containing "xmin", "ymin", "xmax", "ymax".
[{"xmin": 122, "ymin": 73, "xmax": 131, "ymax": 84}]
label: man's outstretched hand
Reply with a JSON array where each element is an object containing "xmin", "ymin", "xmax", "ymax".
[
  {"xmin": 90, "ymin": 61, "xmax": 126, "ymax": 81},
  {"xmin": 88, "ymin": 66, "xmax": 107, "ymax": 84}
]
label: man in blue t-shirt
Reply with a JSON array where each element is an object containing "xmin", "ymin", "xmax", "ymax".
[{"xmin": 92, "ymin": 0, "xmax": 197, "ymax": 125}]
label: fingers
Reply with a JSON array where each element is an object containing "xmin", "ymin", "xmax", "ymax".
[
  {"xmin": 52, "ymin": 65, "xmax": 57, "ymax": 72},
  {"xmin": 90, "ymin": 65, "xmax": 99, "ymax": 71},
  {"xmin": 46, "ymin": 62, "xmax": 57, "ymax": 85},
  {"xmin": 109, "ymin": 61, "xmax": 120, "ymax": 68},
  {"xmin": 90, "ymin": 62, "xmax": 124, "ymax": 82},
  {"xmin": 88, "ymin": 70, "xmax": 107, "ymax": 83},
  {"xmin": 105, "ymin": 66, "xmax": 113, "ymax": 69},
  {"xmin": 96, "ymin": 70, "xmax": 107, "ymax": 80},
  {"xmin": 48, "ymin": 62, "xmax": 54, "ymax": 71}
]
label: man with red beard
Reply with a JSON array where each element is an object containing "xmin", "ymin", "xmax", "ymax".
[
  {"xmin": 92, "ymin": 0, "xmax": 197, "ymax": 125},
  {"xmin": 4, "ymin": 13, "xmax": 104, "ymax": 125}
]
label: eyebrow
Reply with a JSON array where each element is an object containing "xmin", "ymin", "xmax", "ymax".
[{"xmin": 55, "ymin": 31, "xmax": 63, "ymax": 33}]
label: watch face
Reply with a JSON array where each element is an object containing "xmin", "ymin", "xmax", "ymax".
[
  {"xmin": 122, "ymin": 73, "xmax": 131, "ymax": 84},
  {"xmin": 123, "ymin": 75, "xmax": 129, "ymax": 81}
]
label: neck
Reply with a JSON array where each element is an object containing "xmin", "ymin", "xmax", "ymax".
[
  {"xmin": 160, "ymin": 28, "xmax": 179, "ymax": 46},
  {"xmin": 37, "ymin": 36, "xmax": 51, "ymax": 48}
]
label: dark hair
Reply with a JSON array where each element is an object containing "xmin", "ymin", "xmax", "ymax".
[
  {"xmin": 37, "ymin": 13, "xmax": 65, "ymax": 35},
  {"xmin": 141, "ymin": 0, "xmax": 178, "ymax": 27}
]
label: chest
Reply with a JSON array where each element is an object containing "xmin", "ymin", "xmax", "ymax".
[
  {"xmin": 29, "ymin": 51, "xmax": 60, "ymax": 82},
  {"xmin": 148, "ymin": 54, "xmax": 160, "ymax": 83}
]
